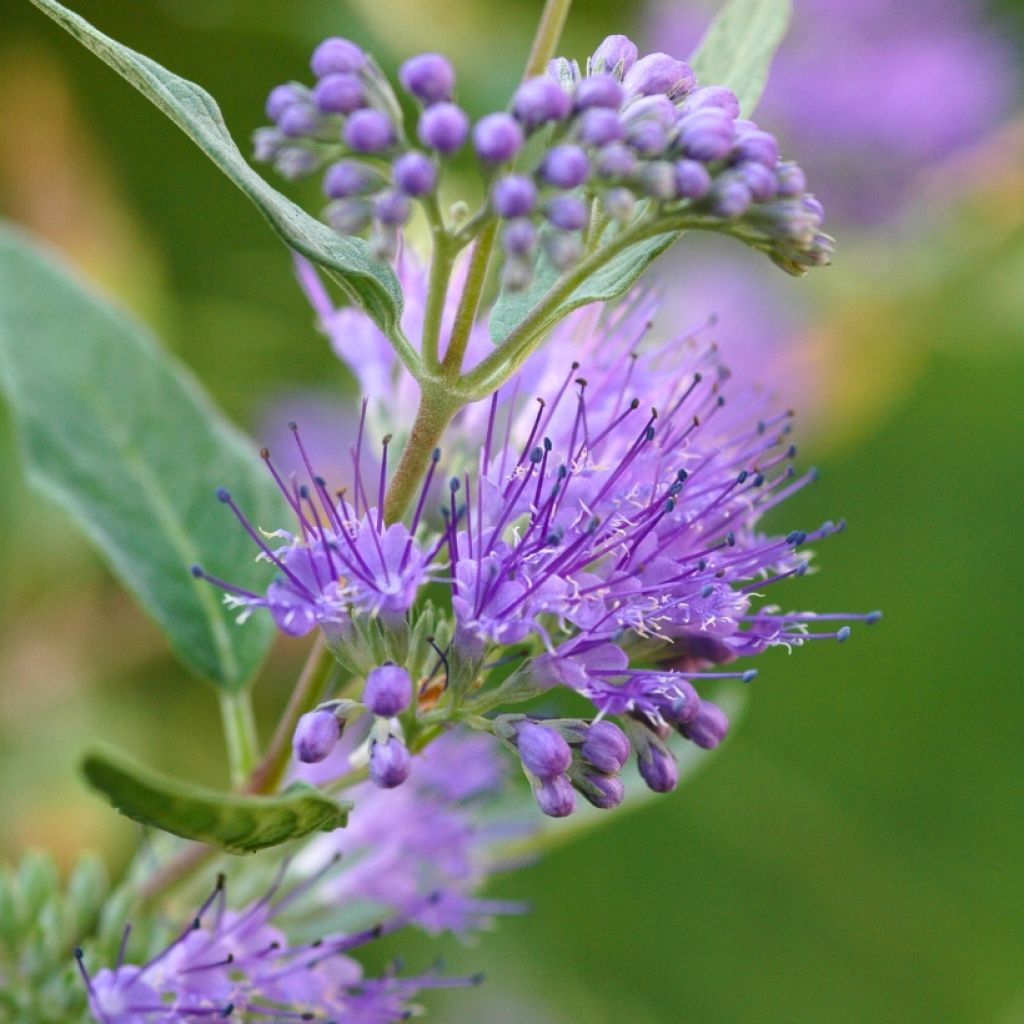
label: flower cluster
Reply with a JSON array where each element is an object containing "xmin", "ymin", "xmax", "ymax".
[
  {"xmin": 76, "ymin": 868, "xmax": 481, "ymax": 1023},
  {"xmin": 254, "ymin": 33, "xmax": 831, "ymax": 275},
  {"xmin": 197, "ymin": 279, "xmax": 878, "ymax": 818}
]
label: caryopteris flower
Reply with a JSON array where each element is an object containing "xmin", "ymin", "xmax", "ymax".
[
  {"xmin": 76, "ymin": 867, "xmax": 481, "ymax": 1022},
  {"xmin": 254, "ymin": 32, "xmax": 832, "ymax": 277},
  {"xmin": 196, "ymin": 280, "xmax": 879, "ymax": 818}
]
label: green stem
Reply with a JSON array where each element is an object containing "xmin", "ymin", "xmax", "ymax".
[
  {"xmin": 522, "ymin": 0, "xmax": 574, "ymax": 79},
  {"xmin": 441, "ymin": 220, "xmax": 498, "ymax": 376},
  {"xmin": 218, "ymin": 690, "xmax": 259, "ymax": 789},
  {"xmin": 420, "ymin": 199, "xmax": 455, "ymax": 373},
  {"xmin": 246, "ymin": 634, "xmax": 338, "ymax": 794}
]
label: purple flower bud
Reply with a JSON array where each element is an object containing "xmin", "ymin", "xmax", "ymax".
[
  {"xmin": 369, "ymin": 735, "xmax": 412, "ymax": 788},
  {"xmin": 533, "ymin": 774, "xmax": 576, "ymax": 817},
  {"xmin": 575, "ymin": 73, "xmax": 624, "ymax": 110},
  {"xmin": 292, "ymin": 709, "xmax": 340, "ymax": 763},
  {"xmin": 734, "ymin": 129, "xmax": 779, "ymax": 167},
  {"xmin": 667, "ymin": 680, "xmax": 702, "ymax": 724},
  {"xmin": 266, "ymin": 83, "xmax": 305, "ymax": 121},
  {"xmin": 579, "ymin": 772, "xmax": 625, "ymax": 810},
  {"xmin": 373, "ymin": 189, "xmax": 411, "ymax": 226},
  {"xmin": 679, "ymin": 699, "xmax": 729, "ymax": 749},
  {"xmin": 326, "ymin": 198, "xmax": 372, "ymax": 235},
  {"xmin": 392, "ymin": 151, "xmax": 437, "ymax": 195},
  {"xmin": 589, "ymin": 35, "xmax": 639, "ymax": 77},
  {"xmin": 544, "ymin": 231, "xmax": 583, "ymax": 270},
  {"xmin": 312, "ymin": 73, "xmax": 364, "ymax": 115},
  {"xmin": 370, "ymin": 222, "xmax": 399, "ymax": 262},
  {"xmin": 581, "ymin": 720, "xmax": 630, "ymax": 773},
  {"xmin": 775, "ymin": 161, "xmax": 808, "ymax": 197},
  {"xmin": 502, "ymin": 255, "xmax": 534, "ymax": 292},
  {"xmin": 637, "ymin": 743, "xmax": 679, "ymax": 793},
  {"xmin": 623, "ymin": 53, "xmax": 696, "ymax": 99},
  {"xmin": 548, "ymin": 57, "xmax": 581, "ymax": 86},
  {"xmin": 252, "ymin": 127, "xmax": 283, "ymax": 162},
  {"xmin": 311, "ymin": 37, "xmax": 365, "ymax": 77},
  {"xmin": 513, "ymin": 76, "xmax": 571, "ymax": 129},
  {"xmin": 492, "ymin": 174, "xmax": 537, "ymax": 218},
  {"xmin": 323, "ymin": 160, "xmax": 377, "ymax": 198},
  {"xmin": 684, "ymin": 86, "xmax": 741, "ymax": 119},
  {"xmin": 678, "ymin": 109, "xmax": 736, "ymax": 162},
  {"xmin": 517, "ymin": 721, "xmax": 572, "ymax": 779},
  {"xmin": 540, "ymin": 144, "xmax": 590, "ymax": 189},
  {"xmin": 399, "ymin": 53, "xmax": 456, "ymax": 104},
  {"xmin": 578, "ymin": 108, "xmax": 624, "ymax": 146},
  {"xmin": 275, "ymin": 147, "xmax": 319, "ymax": 180},
  {"xmin": 363, "ymin": 662, "xmax": 414, "ymax": 716},
  {"xmin": 804, "ymin": 195, "xmax": 826, "ymax": 222},
  {"xmin": 546, "ymin": 194, "xmax": 588, "ymax": 230},
  {"xmin": 628, "ymin": 120, "xmax": 668, "ymax": 158},
  {"xmin": 344, "ymin": 109, "xmax": 395, "ymax": 153},
  {"xmin": 711, "ymin": 177, "xmax": 753, "ymax": 218},
  {"xmin": 674, "ymin": 159, "xmax": 712, "ymax": 200},
  {"xmin": 603, "ymin": 186, "xmax": 636, "ymax": 221},
  {"xmin": 277, "ymin": 103, "xmax": 321, "ymax": 138},
  {"xmin": 473, "ymin": 112, "xmax": 524, "ymax": 164},
  {"xmin": 737, "ymin": 161, "xmax": 779, "ymax": 203},
  {"xmin": 595, "ymin": 142, "xmax": 637, "ymax": 179},
  {"xmin": 502, "ymin": 218, "xmax": 537, "ymax": 255},
  {"xmin": 638, "ymin": 160, "xmax": 676, "ymax": 199},
  {"xmin": 418, "ymin": 102, "xmax": 469, "ymax": 154},
  {"xmin": 624, "ymin": 94, "xmax": 678, "ymax": 128}
]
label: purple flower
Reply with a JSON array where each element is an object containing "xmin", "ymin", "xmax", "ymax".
[
  {"xmin": 581, "ymin": 720, "xmax": 630, "ymax": 773},
  {"xmin": 364, "ymin": 663, "xmax": 414, "ymax": 716},
  {"xmin": 417, "ymin": 102, "xmax": 470, "ymax": 154},
  {"xmin": 540, "ymin": 144, "xmax": 590, "ymax": 189},
  {"xmin": 575, "ymin": 73, "xmax": 625, "ymax": 110},
  {"xmin": 311, "ymin": 36, "xmax": 365, "ymax": 76},
  {"xmin": 399, "ymin": 52, "xmax": 456, "ymax": 104},
  {"xmin": 370, "ymin": 735, "xmax": 413, "ymax": 788},
  {"xmin": 513, "ymin": 75, "xmax": 572, "ymax": 128},
  {"xmin": 344, "ymin": 109, "xmax": 395, "ymax": 153},
  {"xmin": 312, "ymin": 72, "xmax": 365, "ymax": 114},
  {"xmin": 293, "ymin": 708, "xmax": 342, "ymax": 762},
  {"xmin": 515, "ymin": 721, "xmax": 573, "ymax": 779},
  {"xmin": 492, "ymin": 174, "xmax": 537, "ymax": 218},
  {"xmin": 473, "ymin": 112, "xmax": 525, "ymax": 164},
  {"xmin": 588, "ymin": 35, "xmax": 640, "ymax": 77},
  {"xmin": 533, "ymin": 774, "xmax": 576, "ymax": 817},
  {"xmin": 392, "ymin": 151, "xmax": 437, "ymax": 196},
  {"xmin": 623, "ymin": 52, "xmax": 696, "ymax": 99},
  {"xmin": 545, "ymin": 194, "xmax": 588, "ymax": 231}
]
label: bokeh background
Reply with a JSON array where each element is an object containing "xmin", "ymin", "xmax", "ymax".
[{"xmin": 1, "ymin": 1, "xmax": 1023, "ymax": 1021}]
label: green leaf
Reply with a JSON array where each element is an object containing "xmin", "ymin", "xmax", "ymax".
[
  {"xmin": 0, "ymin": 224, "xmax": 285, "ymax": 689},
  {"xmin": 690, "ymin": 0, "xmax": 792, "ymax": 116},
  {"xmin": 82, "ymin": 746, "xmax": 351, "ymax": 854},
  {"xmin": 26, "ymin": 0, "xmax": 402, "ymax": 335},
  {"xmin": 489, "ymin": 230, "xmax": 677, "ymax": 345}
]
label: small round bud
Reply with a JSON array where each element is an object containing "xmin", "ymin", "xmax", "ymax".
[
  {"xmin": 678, "ymin": 109, "xmax": 736, "ymax": 162},
  {"xmin": 595, "ymin": 142, "xmax": 637, "ymax": 179},
  {"xmin": 679, "ymin": 700, "xmax": 729, "ymax": 749},
  {"xmin": 492, "ymin": 174, "xmax": 537, "ymax": 217},
  {"xmin": 575, "ymin": 73, "xmax": 624, "ymax": 110},
  {"xmin": 545, "ymin": 194, "xmax": 587, "ymax": 231},
  {"xmin": 581, "ymin": 720, "xmax": 630, "ymax": 773},
  {"xmin": 603, "ymin": 186, "xmax": 636, "ymax": 221},
  {"xmin": 710, "ymin": 177, "xmax": 753, "ymax": 218},
  {"xmin": 684, "ymin": 86, "xmax": 741, "ymax": 118},
  {"xmin": 517, "ymin": 721, "xmax": 572, "ymax": 779},
  {"xmin": 311, "ymin": 37, "xmax": 365, "ymax": 77},
  {"xmin": 513, "ymin": 76, "xmax": 571, "ymax": 129},
  {"xmin": 392, "ymin": 151, "xmax": 437, "ymax": 195},
  {"xmin": 637, "ymin": 743, "xmax": 679, "ymax": 793},
  {"xmin": 580, "ymin": 772, "xmax": 625, "ymax": 810},
  {"xmin": 292, "ymin": 709, "xmax": 340, "ymax": 764},
  {"xmin": 275, "ymin": 147, "xmax": 319, "ymax": 180},
  {"xmin": 625, "ymin": 94, "xmax": 678, "ymax": 127},
  {"xmin": 502, "ymin": 255, "xmax": 534, "ymax": 292},
  {"xmin": 737, "ymin": 161, "xmax": 779, "ymax": 202},
  {"xmin": 473, "ymin": 112, "xmax": 525, "ymax": 163},
  {"xmin": 323, "ymin": 160, "xmax": 377, "ymax": 198},
  {"xmin": 667, "ymin": 680, "xmax": 702, "ymax": 725},
  {"xmin": 369, "ymin": 736, "xmax": 412, "ymax": 788},
  {"xmin": 312, "ymin": 73, "xmax": 364, "ymax": 114},
  {"xmin": 363, "ymin": 662, "xmax": 414, "ymax": 716},
  {"xmin": 399, "ymin": 53, "xmax": 456, "ymax": 104},
  {"xmin": 373, "ymin": 189, "xmax": 411, "ymax": 226},
  {"xmin": 502, "ymin": 218, "xmax": 537, "ymax": 255},
  {"xmin": 624, "ymin": 53, "xmax": 696, "ymax": 99},
  {"xmin": 674, "ymin": 159, "xmax": 712, "ymax": 199},
  {"xmin": 733, "ymin": 129, "xmax": 779, "ymax": 167},
  {"xmin": 252, "ymin": 127, "xmax": 283, "ymax": 162},
  {"xmin": 540, "ymin": 144, "xmax": 590, "ymax": 189},
  {"xmin": 775, "ymin": 160, "xmax": 808, "ymax": 197},
  {"xmin": 277, "ymin": 103, "xmax": 321, "ymax": 138},
  {"xmin": 417, "ymin": 102, "xmax": 470, "ymax": 154},
  {"xmin": 326, "ymin": 198, "xmax": 372, "ymax": 235},
  {"xmin": 544, "ymin": 231, "xmax": 583, "ymax": 270},
  {"xmin": 370, "ymin": 222, "xmax": 399, "ymax": 262},
  {"xmin": 578, "ymin": 107, "xmax": 624, "ymax": 146},
  {"xmin": 628, "ymin": 120, "xmax": 668, "ymax": 158},
  {"xmin": 533, "ymin": 774, "xmax": 576, "ymax": 817},
  {"xmin": 266, "ymin": 83, "xmax": 305, "ymax": 121},
  {"xmin": 344, "ymin": 109, "xmax": 395, "ymax": 153},
  {"xmin": 589, "ymin": 35, "xmax": 639, "ymax": 77}
]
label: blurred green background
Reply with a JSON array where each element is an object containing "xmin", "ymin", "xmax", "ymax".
[{"xmin": 1, "ymin": 1, "xmax": 1022, "ymax": 1022}]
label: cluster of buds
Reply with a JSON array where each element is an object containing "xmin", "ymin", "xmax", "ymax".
[
  {"xmin": 292, "ymin": 662, "xmax": 415, "ymax": 789},
  {"xmin": 254, "ymin": 33, "xmax": 831, "ymax": 275},
  {"xmin": 495, "ymin": 715, "xmax": 632, "ymax": 817}
]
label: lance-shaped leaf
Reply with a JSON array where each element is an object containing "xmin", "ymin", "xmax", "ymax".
[
  {"xmin": 690, "ymin": 0, "xmax": 793, "ymax": 117},
  {"xmin": 26, "ymin": 0, "xmax": 403, "ymax": 336},
  {"xmin": 0, "ymin": 224, "xmax": 284, "ymax": 689},
  {"xmin": 82, "ymin": 746, "xmax": 351, "ymax": 854}
]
